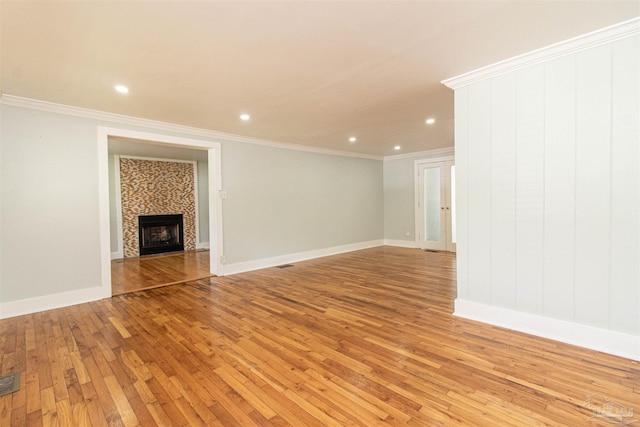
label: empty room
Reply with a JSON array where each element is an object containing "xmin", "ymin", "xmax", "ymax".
[{"xmin": 0, "ymin": 1, "xmax": 638, "ymax": 426}]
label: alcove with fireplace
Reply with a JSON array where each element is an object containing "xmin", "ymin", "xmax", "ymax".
[{"xmin": 118, "ymin": 157, "xmax": 198, "ymax": 257}]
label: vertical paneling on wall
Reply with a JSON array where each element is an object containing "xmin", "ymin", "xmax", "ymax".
[
  {"xmin": 543, "ymin": 55, "xmax": 576, "ymax": 322},
  {"xmin": 610, "ymin": 36, "xmax": 640, "ymax": 333},
  {"xmin": 467, "ymin": 82, "xmax": 492, "ymax": 304},
  {"xmin": 574, "ymin": 45, "xmax": 613, "ymax": 328},
  {"xmin": 457, "ymin": 36, "xmax": 639, "ymax": 335},
  {"xmin": 490, "ymin": 73, "xmax": 517, "ymax": 309},
  {"xmin": 514, "ymin": 64, "xmax": 546, "ymax": 313}
]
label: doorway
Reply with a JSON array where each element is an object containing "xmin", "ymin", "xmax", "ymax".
[
  {"xmin": 415, "ymin": 158, "xmax": 456, "ymax": 252},
  {"xmin": 97, "ymin": 127, "xmax": 223, "ymax": 298}
]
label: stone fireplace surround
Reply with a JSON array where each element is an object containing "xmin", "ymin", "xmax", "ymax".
[{"xmin": 119, "ymin": 157, "xmax": 197, "ymax": 258}]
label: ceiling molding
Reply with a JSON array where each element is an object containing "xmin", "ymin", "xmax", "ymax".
[
  {"xmin": 442, "ymin": 17, "xmax": 640, "ymax": 90},
  {"xmin": 0, "ymin": 95, "xmax": 383, "ymax": 161},
  {"xmin": 383, "ymin": 147, "xmax": 454, "ymax": 162}
]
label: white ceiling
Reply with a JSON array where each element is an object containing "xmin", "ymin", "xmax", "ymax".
[{"xmin": 2, "ymin": 1, "xmax": 638, "ymax": 157}]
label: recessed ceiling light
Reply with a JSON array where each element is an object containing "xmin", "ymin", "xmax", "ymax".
[
  {"xmin": 426, "ymin": 118, "xmax": 435, "ymax": 125},
  {"xmin": 115, "ymin": 85, "xmax": 129, "ymax": 94},
  {"xmin": 394, "ymin": 145, "xmax": 401, "ymax": 150},
  {"xmin": 349, "ymin": 137, "xmax": 357, "ymax": 143},
  {"xmin": 240, "ymin": 113, "xmax": 250, "ymax": 121}
]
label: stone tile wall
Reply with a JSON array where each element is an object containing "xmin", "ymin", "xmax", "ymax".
[{"xmin": 120, "ymin": 158, "xmax": 196, "ymax": 257}]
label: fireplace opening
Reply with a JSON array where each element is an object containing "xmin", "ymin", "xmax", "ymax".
[{"xmin": 138, "ymin": 214, "xmax": 184, "ymax": 256}]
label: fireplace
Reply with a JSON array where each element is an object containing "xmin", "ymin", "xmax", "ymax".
[{"xmin": 138, "ymin": 214, "xmax": 184, "ymax": 256}]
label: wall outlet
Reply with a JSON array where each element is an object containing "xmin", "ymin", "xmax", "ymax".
[{"xmin": 405, "ymin": 230, "xmax": 411, "ymax": 237}]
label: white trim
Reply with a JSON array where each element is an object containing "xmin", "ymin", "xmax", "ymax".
[
  {"xmin": 193, "ymin": 162, "xmax": 200, "ymax": 247},
  {"xmin": 414, "ymin": 155, "xmax": 455, "ymax": 166},
  {"xmin": 383, "ymin": 239, "xmax": 418, "ymax": 248},
  {"xmin": 454, "ymin": 299, "xmax": 640, "ymax": 361},
  {"xmin": 0, "ymin": 95, "xmax": 382, "ymax": 161},
  {"xmin": 0, "ymin": 287, "xmax": 105, "ymax": 320},
  {"xmin": 384, "ymin": 147, "xmax": 454, "ymax": 162},
  {"xmin": 208, "ymin": 149, "xmax": 224, "ymax": 276},
  {"xmin": 442, "ymin": 18, "xmax": 640, "ymax": 90},
  {"xmin": 111, "ymin": 251, "xmax": 123, "ymax": 260},
  {"xmin": 222, "ymin": 240, "xmax": 384, "ymax": 276},
  {"xmin": 414, "ymin": 156, "xmax": 455, "ymax": 250},
  {"xmin": 97, "ymin": 129, "xmax": 113, "ymax": 299},
  {"xmin": 102, "ymin": 128, "xmax": 217, "ymax": 150}
]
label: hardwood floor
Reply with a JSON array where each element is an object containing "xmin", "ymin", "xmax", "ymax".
[
  {"xmin": 1, "ymin": 246, "xmax": 638, "ymax": 426},
  {"xmin": 111, "ymin": 250, "xmax": 212, "ymax": 296}
]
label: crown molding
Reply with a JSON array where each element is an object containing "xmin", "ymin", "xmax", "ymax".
[
  {"xmin": 383, "ymin": 147, "xmax": 454, "ymax": 161},
  {"xmin": 0, "ymin": 94, "xmax": 383, "ymax": 161},
  {"xmin": 442, "ymin": 17, "xmax": 640, "ymax": 90}
]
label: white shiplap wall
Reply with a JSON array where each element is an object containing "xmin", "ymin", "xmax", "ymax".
[{"xmin": 451, "ymin": 31, "xmax": 639, "ymax": 360}]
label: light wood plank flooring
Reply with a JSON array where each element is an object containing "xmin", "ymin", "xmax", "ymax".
[
  {"xmin": 111, "ymin": 250, "xmax": 212, "ymax": 296},
  {"xmin": 1, "ymin": 246, "xmax": 638, "ymax": 426}
]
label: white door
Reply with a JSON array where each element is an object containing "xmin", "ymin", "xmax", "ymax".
[{"xmin": 417, "ymin": 161, "xmax": 456, "ymax": 252}]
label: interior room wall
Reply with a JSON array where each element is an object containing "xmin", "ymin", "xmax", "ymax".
[
  {"xmin": 452, "ymin": 33, "xmax": 639, "ymax": 358},
  {"xmin": 221, "ymin": 142, "xmax": 383, "ymax": 266},
  {"xmin": 383, "ymin": 156, "xmax": 417, "ymax": 244},
  {"xmin": 0, "ymin": 105, "xmax": 104, "ymax": 304},
  {"xmin": 0, "ymin": 103, "xmax": 384, "ymax": 315}
]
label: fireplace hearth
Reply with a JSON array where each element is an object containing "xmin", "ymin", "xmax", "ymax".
[{"xmin": 138, "ymin": 214, "xmax": 184, "ymax": 256}]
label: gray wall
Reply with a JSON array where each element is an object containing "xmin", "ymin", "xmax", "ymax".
[
  {"xmin": 0, "ymin": 103, "xmax": 384, "ymax": 304},
  {"xmin": 222, "ymin": 142, "xmax": 383, "ymax": 264},
  {"xmin": 197, "ymin": 160, "xmax": 209, "ymax": 244},
  {"xmin": 383, "ymin": 157, "xmax": 416, "ymax": 242},
  {"xmin": 1, "ymin": 106, "xmax": 103, "ymax": 302}
]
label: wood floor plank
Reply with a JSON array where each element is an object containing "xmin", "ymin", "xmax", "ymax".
[
  {"xmin": 0, "ymin": 246, "xmax": 638, "ymax": 426},
  {"xmin": 69, "ymin": 401, "xmax": 92, "ymax": 427},
  {"xmin": 111, "ymin": 250, "xmax": 212, "ymax": 296},
  {"xmin": 78, "ymin": 382, "xmax": 109, "ymax": 427},
  {"xmin": 0, "ymin": 395, "xmax": 12, "ymax": 427}
]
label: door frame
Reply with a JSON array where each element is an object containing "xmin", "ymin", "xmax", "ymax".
[
  {"xmin": 97, "ymin": 126, "xmax": 224, "ymax": 298},
  {"xmin": 414, "ymin": 155, "xmax": 455, "ymax": 251}
]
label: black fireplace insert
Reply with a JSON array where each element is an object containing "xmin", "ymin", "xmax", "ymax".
[{"xmin": 138, "ymin": 214, "xmax": 184, "ymax": 256}]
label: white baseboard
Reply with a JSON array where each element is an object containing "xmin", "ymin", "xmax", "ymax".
[
  {"xmin": 454, "ymin": 299, "xmax": 640, "ymax": 361},
  {"xmin": 222, "ymin": 239, "xmax": 385, "ymax": 276},
  {"xmin": 0, "ymin": 286, "xmax": 108, "ymax": 320},
  {"xmin": 196, "ymin": 241, "xmax": 210, "ymax": 250},
  {"xmin": 111, "ymin": 251, "xmax": 123, "ymax": 260},
  {"xmin": 384, "ymin": 239, "xmax": 418, "ymax": 248}
]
